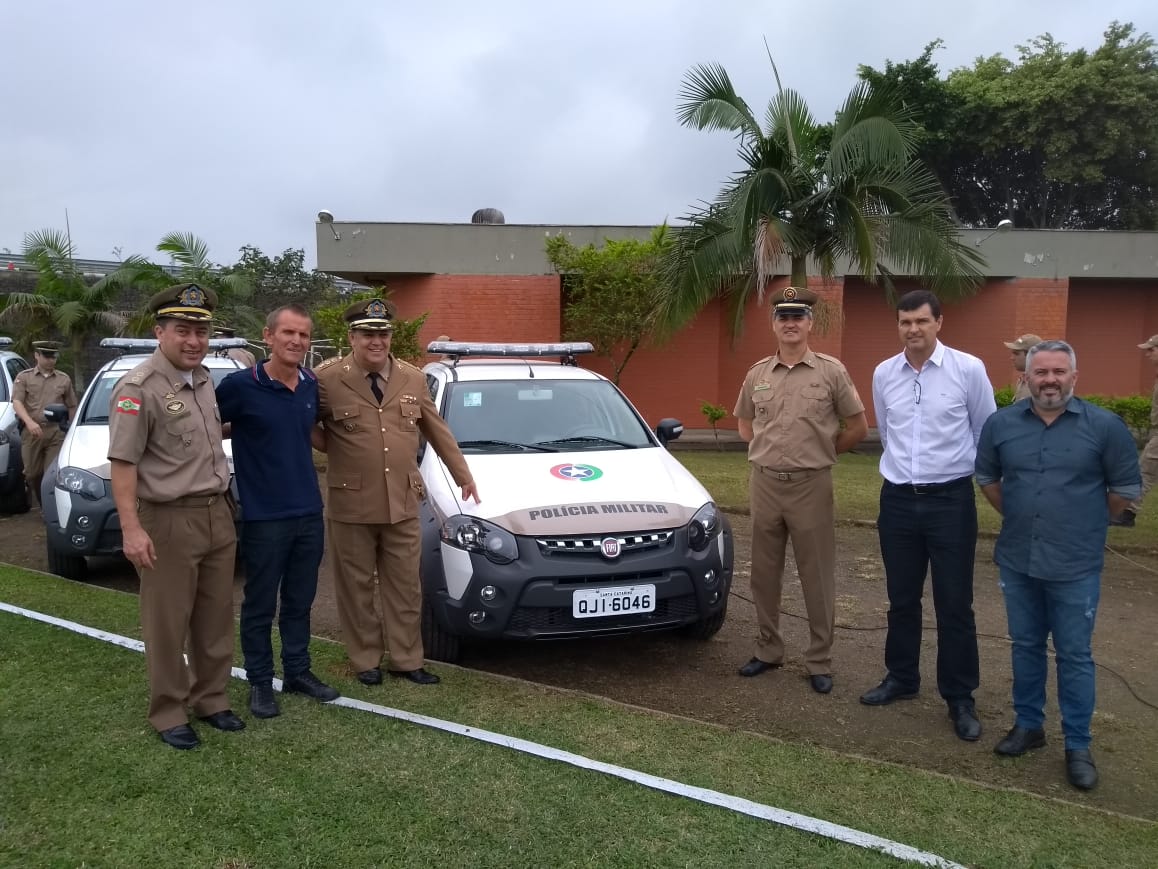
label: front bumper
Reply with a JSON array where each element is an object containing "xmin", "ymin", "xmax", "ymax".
[
  {"xmin": 421, "ymin": 515, "xmax": 733, "ymax": 641},
  {"xmin": 45, "ymin": 482, "xmax": 123, "ymax": 557}
]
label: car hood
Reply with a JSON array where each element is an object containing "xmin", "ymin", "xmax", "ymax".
[
  {"xmin": 430, "ymin": 447, "xmax": 712, "ymax": 535},
  {"xmin": 58, "ymin": 424, "xmax": 234, "ymax": 480}
]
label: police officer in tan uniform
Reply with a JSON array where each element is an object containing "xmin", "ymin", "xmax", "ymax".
[
  {"xmin": 12, "ymin": 340, "xmax": 77, "ymax": 506},
  {"xmin": 733, "ymin": 287, "xmax": 867, "ymax": 694},
  {"xmin": 1002, "ymin": 334, "xmax": 1043, "ymax": 402},
  {"xmin": 213, "ymin": 324, "xmax": 257, "ymax": 368},
  {"xmin": 108, "ymin": 283, "xmax": 243, "ymax": 750},
  {"xmin": 315, "ymin": 299, "xmax": 479, "ymax": 685},
  {"xmin": 1114, "ymin": 334, "xmax": 1158, "ymax": 527}
]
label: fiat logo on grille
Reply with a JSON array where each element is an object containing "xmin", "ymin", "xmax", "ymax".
[{"xmin": 600, "ymin": 537, "xmax": 622, "ymax": 559}]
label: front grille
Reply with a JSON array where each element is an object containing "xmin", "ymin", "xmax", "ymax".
[
  {"xmin": 536, "ymin": 529, "xmax": 674, "ymax": 557},
  {"xmin": 508, "ymin": 591, "xmax": 700, "ymax": 632}
]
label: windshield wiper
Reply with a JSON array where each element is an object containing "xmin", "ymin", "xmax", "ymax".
[
  {"xmin": 536, "ymin": 435, "xmax": 639, "ymax": 449},
  {"xmin": 457, "ymin": 439, "xmax": 557, "ymax": 452}
]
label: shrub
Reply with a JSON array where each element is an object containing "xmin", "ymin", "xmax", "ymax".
[{"xmin": 699, "ymin": 400, "xmax": 728, "ymax": 450}]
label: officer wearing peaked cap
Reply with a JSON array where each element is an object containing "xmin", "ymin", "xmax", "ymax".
[
  {"xmin": 1115, "ymin": 334, "xmax": 1158, "ymax": 527},
  {"xmin": 107, "ymin": 282, "xmax": 245, "ymax": 749},
  {"xmin": 213, "ymin": 322, "xmax": 256, "ymax": 368},
  {"xmin": 1003, "ymin": 333, "xmax": 1043, "ymax": 402},
  {"xmin": 315, "ymin": 298, "xmax": 479, "ymax": 685},
  {"xmin": 733, "ymin": 285, "xmax": 867, "ymax": 694},
  {"xmin": 12, "ymin": 340, "xmax": 77, "ymax": 506}
]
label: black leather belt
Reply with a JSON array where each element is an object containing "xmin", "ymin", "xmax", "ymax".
[
  {"xmin": 756, "ymin": 466, "xmax": 823, "ymax": 481},
  {"xmin": 884, "ymin": 475, "xmax": 973, "ymax": 495}
]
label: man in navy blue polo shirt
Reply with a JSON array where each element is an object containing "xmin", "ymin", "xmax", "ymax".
[
  {"xmin": 217, "ymin": 303, "xmax": 339, "ymax": 719},
  {"xmin": 975, "ymin": 339, "xmax": 1140, "ymax": 791}
]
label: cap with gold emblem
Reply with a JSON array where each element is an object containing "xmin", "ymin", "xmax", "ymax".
[
  {"xmin": 1003, "ymin": 333, "xmax": 1043, "ymax": 351},
  {"xmin": 213, "ymin": 323, "xmax": 237, "ymax": 337},
  {"xmin": 1138, "ymin": 335, "xmax": 1158, "ymax": 350},
  {"xmin": 770, "ymin": 285, "xmax": 818, "ymax": 316},
  {"xmin": 344, "ymin": 298, "xmax": 396, "ymax": 332},
  {"xmin": 148, "ymin": 283, "xmax": 217, "ymax": 321},
  {"xmin": 31, "ymin": 340, "xmax": 63, "ymax": 356}
]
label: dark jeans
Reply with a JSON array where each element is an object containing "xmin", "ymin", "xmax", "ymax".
[
  {"xmin": 877, "ymin": 478, "xmax": 980, "ymax": 704},
  {"xmin": 240, "ymin": 514, "xmax": 325, "ymax": 684}
]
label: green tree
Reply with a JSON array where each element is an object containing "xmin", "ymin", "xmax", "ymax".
[
  {"xmin": 221, "ymin": 245, "xmax": 336, "ymax": 311},
  {"xmin": 699, "ymin": 400, "xmax": 728, "ymax": 449},
  {"xmin": 546, "ymin": 226, "xmax": 671, "ymax": 385},
  {"xmin": 311, "ymin": 289, "xmax": 428, "ymax": 365},
  {"xmin": 0, "ymin": 229, "xmax": 126, "ymax": 384},
  {"xmin": 861, "ymin": 22, "xmax": 1158, "ymax": 229},
  {"xmin": 103, "ymin": 232, "xmax": 258, "ymax": 336},
  {"xmin": 659, "ymin": 56, "xmax": 985, "ymax": 336}
]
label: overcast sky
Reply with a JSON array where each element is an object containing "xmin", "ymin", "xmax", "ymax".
[{"xmin": 3, "ymin": 1, "xmax": 1154, "ymax": 268}]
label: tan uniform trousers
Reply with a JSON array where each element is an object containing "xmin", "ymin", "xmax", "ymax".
[
  {"xmin": 749, "ymin": 466, "xmax": 836, "ymax": 675},
  {"xmin": 21, "ymin": 427, "xmax": 64, "ymax": 479},
  {"xmin": 1130, "ymin": 452, "xmax": 1158, "ymax": 514},
  {"xmin": 137, "ymin": 496, "xmax": 237, "ymax": 732},
  {"xmin": 328, "ymin": 517, "xmax": 424, "ymax": 672}
]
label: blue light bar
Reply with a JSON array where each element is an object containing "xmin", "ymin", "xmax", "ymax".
[
  {"xmin": 0, "ymin": 337, "xmax": 12, "ymax": 348},
  {"xmin": 426, "ymin": 341, "xmax": 594, "ymax": 357},
  {"xmin": 100, "ymin": 337, "xmax": 249, "ymax": 354}
]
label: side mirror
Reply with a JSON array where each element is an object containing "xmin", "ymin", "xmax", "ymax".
[
  {"xmin": 43, "ymin": 404, "xmax": 70, "ymax": 430},
  {"xmin": 655, "ymin": 418, "xmax": 683, "ymax": 447}
]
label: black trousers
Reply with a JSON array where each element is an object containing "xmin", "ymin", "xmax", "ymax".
[{"xmin": 877, "ymin": 477, "xmax": 980, "ymax": 704}]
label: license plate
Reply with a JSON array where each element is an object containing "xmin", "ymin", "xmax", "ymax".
[{"xmin": 572, "ymin": 584, "xmax": 656, "ymax": 619}]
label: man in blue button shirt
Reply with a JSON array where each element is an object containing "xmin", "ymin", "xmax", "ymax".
[
  {"xmin": 217, "ymin": 303, "xmax": 339, "ymax": 719},
  {"xmin": 975, "ymin": 340, "xmax": 1140, "ymax": 791}
]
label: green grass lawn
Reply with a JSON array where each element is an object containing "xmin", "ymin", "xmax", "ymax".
[
  {"xmin": 2, "ymin": 567, "xmax": 1156, "ymax": 868},
  {"xmin": 676, "ymin": 451, "xmax": 1158, "ymax": 545}
]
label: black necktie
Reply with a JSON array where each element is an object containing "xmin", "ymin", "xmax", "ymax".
[{"xmin": 368, "ymin": 372, "xmax": 384, "ymax": 404}]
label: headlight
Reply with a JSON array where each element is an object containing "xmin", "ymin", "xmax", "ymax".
[
  {"xmin": 0, "ymin": 429, "xmax": 9, "ymax": 445},
  {"xmin": 440, "ymin": 515, "xmax": 519, "ymax": 564},
  {"xmin": 687, "ymin": 502, "xmax": 721, "ymax": 552},
  {"xmin": 56, "ymin": 467, "xmax": 105, "ymax": 501}
]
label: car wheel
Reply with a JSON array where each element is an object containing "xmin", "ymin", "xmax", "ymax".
[
  {"xmin": 421, "ymin": 596, "xmax": 461, "ymax": 663},
  {"xmin": 0, "ymin": 484, "xmax": 29, "ymax": 515},
  {"xmin": 680, "ymin": 603, "xmax": 727, "ymax": 640},
  {"xmin": 46, "ymin": 541, "xmax": 87, "ymax": 580}
]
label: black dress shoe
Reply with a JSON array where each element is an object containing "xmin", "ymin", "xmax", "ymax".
[
  {"xmin": 1066, "ymin": 749, "xmax": 1098, "ymax": 790},
  {"xmin": 158, "ymin": 723, "xmax": 199, "ymax": 750},
  {"xmin": 198, "ymin": 709, "xmax": 246, "ymax": 732},
  {"xmin": 249, "ymin": 683, "xmax": 281, "ymax": 719},
  {"xmin": 859, "ymin": 676, "xmax": 918, "ymax": 706},
  {"xmin": 388, "ymin": 667, "xmax": 440, "ymax": 685},
  {"xmin": 738, "ymin": 657, "xmax": 783, "ymax": 678},
  {"xmin": 948, "ymin": 703, "xmax": 982, "ymax": 741},
  {"xmin": 809, "ymin": 674, "xmax": 833, "ymax": 694},
  {"xmin": 356, "ymin": 668, "xmax": 383, "ymax": 685},
  {"xmin": 994, "ymin": 725, "xmax": 1046, "ymax": 757},
  {"xmin": 284, "ymin": 670, "xmax": 340, "ymax": 702}
]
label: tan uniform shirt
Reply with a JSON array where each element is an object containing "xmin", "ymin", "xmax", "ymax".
[
  {"xmin": 12, "ymin": 368, "xmax": 77, "ymax": 423},
  {"xmin": 225, "ymin": 347, "xmax": 257, "ymax": 368},
  {"xmin": 315, "ymin": 353, "xmax": 471, "ymax": 524},
  {"xmin": 734, "ymin": 350, "xmax": 864, "ymax": 470},
  {"xmin": 1012, "ymin": 376, "xmax": 1031, "ymax": 402},
  {"xmin": 1144, "ymin": 379, "xmax": 1158, "ymax": 460},
  {"xmin": 106, "ymin": 349, "xmax": 230, "ymax": 502}
]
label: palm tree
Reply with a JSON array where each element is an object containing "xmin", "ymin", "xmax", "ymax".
[
  {"xmin": 658, "ymin": 58, "xmax": 987, "ymax": 336},
  {"xmin": 0, "ymin": 229, "xmax": 126, "ymax": 384},
  {"xmin": 104, "ymin": 232, "xmax": 258, "ymax": 337}
]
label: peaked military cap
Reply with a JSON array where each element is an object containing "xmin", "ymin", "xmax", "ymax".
[
  {"xmin": 32, "ymin": 340, "xmax": 63, "ymax": 355},
  {"xmin": 148, "ymin": 283, "xmax": 217, "ymax": 322},
  {"xmin": 344, "ymin": 298, "xmax": 396, "ymax": 332},
  {"xmin": 770, "ymin": 286, "xmax": 818, "ymax": 316},
  {"xmin": 1003, "ymin": 333, "xmax": 1043, "ymax": 351}
]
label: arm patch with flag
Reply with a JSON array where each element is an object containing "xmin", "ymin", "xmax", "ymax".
[{"xmin": 115, "ymin": 396, "xmax": 141, "ymax": 415}]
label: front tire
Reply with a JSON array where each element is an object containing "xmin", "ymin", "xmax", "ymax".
[
  {"xmin": 680, "ymin": 603, "xmax": 727, "ymax": 640},
  {"xmin": 0, "ymin": 484, "xmax": 29, "ymax": 515},
  {"xmin": 46, "ymin": 541, "xmax": 87, "ymax": 580},
  {"xmin": 421, "ymin": 597, "xmax": 461, "ymax": 663}
]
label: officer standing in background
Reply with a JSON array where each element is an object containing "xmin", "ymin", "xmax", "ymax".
[
  {"xmin": 108, "ymin": 284, "xmax": 243, "ymax": 750},
  {"xmin": 11, "ymin": 340, "xmax": 77, "ymax": 506},
  {"xmin": 315, "ymin": 299, "xmax": 479, "ymax": 686},
  {"xmin": 1112, "ymin": 334, "xmax": 1158, "ymax": 527},
  {"xmin": 733, "ymin": 286, "xmax": 867, "ymax": 694},
  {"xmin": 1003, "ymin": 334, "xmax": 1042, "ymax": 402},
  {"xmin": 213, "ymin": 324, "xmax": 257, "ymax": 368}
]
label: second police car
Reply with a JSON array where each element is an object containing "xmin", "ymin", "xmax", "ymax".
[{"xmin": 417, "ymin": 342, "xmax": 733, "ymax": 661}]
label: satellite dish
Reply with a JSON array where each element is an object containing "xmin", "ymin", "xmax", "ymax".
[{"xmin": 318, "ymin": 209, "xmax": 335, "ymax": 223}]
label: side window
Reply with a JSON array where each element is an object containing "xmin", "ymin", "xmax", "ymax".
[
  {"xmin": 2, "ymin": 357, "xmax": 30, "ymax": 402},
  {"xmin": 425, "ymin": 373, "xmax": 440, "ymax": 404}
]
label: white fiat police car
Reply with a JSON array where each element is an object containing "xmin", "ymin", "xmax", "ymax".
[
  {"xmin": 417, "ymin": 342, "xmax": 733, "ymax": 662},
  {"xmin": 41, "ymin": 338, "xmax": 247, "ymax": 579}
]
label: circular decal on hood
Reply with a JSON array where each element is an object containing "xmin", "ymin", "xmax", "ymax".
[{"xmin": 550, "ymin": 463, "xmax": 604, "ymax": 482}]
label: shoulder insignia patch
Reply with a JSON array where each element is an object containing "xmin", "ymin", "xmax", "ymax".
[
  {"xmin": 396, "ymin": 359, "xmax": 421, "ymax": 373},
  {"xmin": 314, "ymin": 356, "xmax": 341, "ymax": 372},
  {"xmin": 747, "ymin": 355, "xmax": 773, "ymax": 370},
  {"xmin": 813, "ymin": 352, "xmax": 843, "ymax": 365}
]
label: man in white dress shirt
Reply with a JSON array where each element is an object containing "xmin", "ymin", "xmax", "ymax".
[{"xmin": 860, "ymin": 290, "xmax": 997, "ymax": 743}]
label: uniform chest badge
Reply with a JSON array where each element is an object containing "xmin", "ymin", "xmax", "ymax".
[
  {"xmin": 754, "ymin": 382, "xmax": 771, "ymax": 391},
  {"xmin": 401, "ymin": 394, "xmax": 418, "ymax": 404},
  {"xmin": 343, "ymin": 421, "xmax": 356, "ymax": 432},
  {"xmin": 165, "ymin": 400, "xmax": 185, "ymax": 414}
]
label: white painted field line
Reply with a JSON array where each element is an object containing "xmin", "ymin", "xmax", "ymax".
[{"xmin": 1, "ymin": 601, "xmax": 964, "ymax": 869}]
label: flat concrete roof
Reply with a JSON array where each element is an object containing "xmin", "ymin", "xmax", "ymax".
[{"xmin": 315, "ymin": 221, "xmax": 1158, "ymax": 283}]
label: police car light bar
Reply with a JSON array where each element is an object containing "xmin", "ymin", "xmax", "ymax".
[
  {"xmin": 0, "ymin": 337, "xmax": 12, "ymax": 348},
  {"xmin": 100, "ymin": 337, "xmax": 249, "ymax": 354},
  {"xmin": 426, "ymin": 341, "xmax": 594, "ymax": 358}
]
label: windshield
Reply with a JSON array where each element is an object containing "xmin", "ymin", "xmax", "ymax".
[
  {"xmin": 442, "ymin": 379, "xmax": 655, "ymax": 453},
  {"xmin": 80, "ymin": 366, "xmax": 237, "ymax": 425}
]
